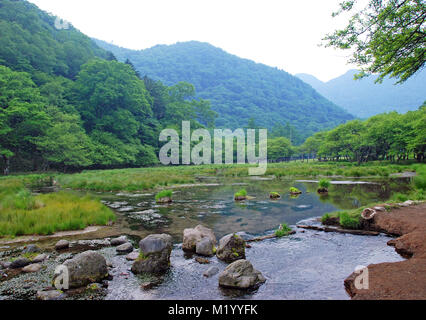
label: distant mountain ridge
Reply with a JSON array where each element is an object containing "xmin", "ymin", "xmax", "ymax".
[
  {"xmin": 95, "ymin": 39, "xmax": 355, "ymax": 140},
  {"xmin": 296, "ymin": 70, "xmax": 426, "ymax": 118}
]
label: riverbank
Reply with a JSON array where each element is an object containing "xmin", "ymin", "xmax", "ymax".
[{"xmin": 344, "ymin": 202, "xmax": 426, "ymax": 300}]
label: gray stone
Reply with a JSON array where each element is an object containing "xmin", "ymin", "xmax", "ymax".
[
  {"xmin": 53, "ymin": 250, "xmax": 108, "ymax": 289},
  {"xmin": 216, "ymin": 233, "xmax": 246, "ymax": 263},
  {"xmin": 110, "ymin": 236, "xmax": 128, "ymax": 246},
  {"xmin": 10, "ymin": 258, "xmax": 31, "ymax": 269},
  {"xmin": 196, "ymin": 237, "xmax": 215, "ymax": 256},
  {"xmin": 139, "ymin": 234, "xmax": 172, "ymax": 255},
  {"xmin": 22, "ymin": 244, "xmax": 41, "ymax": 254},
  {"xmin": 126, "ymin": 251, "xmax": 139, "ymax": 261},
  {"xmin": 132, "ymin": 234, "xmax": 172, "ymax": 274},
  {"xmin": 22, "ymin": 263, "xmax": 42, "ymax": 273},
  {"xmin": 0, "ymin": 261, "xmax": 11, "ymax": 269},
  {"xmin": 55, "ymin": 240, "xmax": 69, "ymax": 250},
  {"xmin": 203, "ymin": 266, "xmax": 219, "ymax": 278},
  {"xmin": 218, "ymin": 260, "xmax": 266, "ymax": 289},
  {"xmin": 32, "ymin": 253, "xmax": 48, "ymax": 263},
  {"xmin": 182, "ymin": 225, "xmax": 216, "ymax": 252},
  {"xmin": 116, "ymin": 242, "xmax": 133, "ymax": 254},
  {"xmin": 403, "ymin": 200, "xmax": 415, "ymax": 206},
  {"xmin": 36, "ymin": 290, "xmax": 65, "ymax": 300}
]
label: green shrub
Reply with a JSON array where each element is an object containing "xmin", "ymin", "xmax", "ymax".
[
  {"xmin": 414, "ymin": 175, "xmax": 426, "ymax": 191},
  {"xmin": 155, "ymin": 190, "xmax": 172, "ymax": 200},
  {"xmin": 391, "ymin": 193, "xmax": 408, "ymax": 202},
  {"xmin": 289, "ymin": 187, "xmax": 302, "ymax": 194},
  {"xmin": 234, "ymin": 189, "xmax": 247, "ymax": 198},
  {"xmin": 275, "ymin": 223, "xmax": 292, "ymax": 237},
  {"xmin": 339, "ymin": 212, "xmax": 361, "ymax": 229},
  {"xmin": 318, "ymin": 179, "xmax": 331, "ymax": 189}
]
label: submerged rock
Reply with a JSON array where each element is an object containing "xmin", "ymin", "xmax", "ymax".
[
  {"xmin": 203, "ymin": 266, "xmax": 219, "ymax": 278},
  {"xmin": 55, "ymin": 240, "xmax": 70, "ymax": 250},
  {"xmin": 131, "ymin": 234, "xmax": 172, "ymax": 275},
  {"xmin": 216, "ymin": 233, "xmax": 246, "ymax": 263},
  {"xmin": 218, "ymin": 260, "xmax": 266, "ymax": 289},
  {"xmin": 53, "ymin": 250, "xmax": 108, "ymax": 289},
  {"xmin": 182, "ymin": 225, "xmax": 216, "ymax": 252}
]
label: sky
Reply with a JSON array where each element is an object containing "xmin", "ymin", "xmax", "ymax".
[{"xmin": 29, "ymin": 0, "xmax": 364, "ymax": 82}]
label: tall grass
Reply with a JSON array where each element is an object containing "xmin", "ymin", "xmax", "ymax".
[
  {"xmin": 0, "ymin": 178, "xmax": 115, "ymax": 237},
  {"xmin": 53, "ymin": 161, "xmax": 420, "ymax": 192}
]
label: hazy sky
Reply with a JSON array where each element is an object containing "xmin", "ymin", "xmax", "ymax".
[{"xmin": 29, "ymin": 0, "xmax": 363, "ymax": 82}]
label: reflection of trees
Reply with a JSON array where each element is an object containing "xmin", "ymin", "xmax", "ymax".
[{"xmin": 304, "ymin": 179, "xmax": 411, "ymax": 210}]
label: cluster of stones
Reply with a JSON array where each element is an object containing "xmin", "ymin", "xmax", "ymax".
[
  {"xmin": 182, "ymin": 224, "xmax": 266, "ymax": 290},
  {"xmin": 1, "ymin": 222, "xmax": 269, "ymax": 300}
]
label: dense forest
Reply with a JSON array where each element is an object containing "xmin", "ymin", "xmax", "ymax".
[
  {"xmin": 0, "ymin": 0, "xmax": 215, "ymax": 173},
  {"xmin": 94, "ymin": 39, "xmax": 355, "ymax": 141},
  {"xmin": 300, "ymin": 105, "xmax": 426, "ymax": 163},
  {"xmin": 296, "ymin": 70, "xmax": 426, "ymax": 118},
  {"xmin": 0, "ymin": 0, "xmax": 424, "ymax": 175}
]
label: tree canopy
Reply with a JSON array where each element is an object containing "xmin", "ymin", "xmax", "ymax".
[{"xmin": 324, "ymin": 0, "xmax": 426, "ymax": 83}]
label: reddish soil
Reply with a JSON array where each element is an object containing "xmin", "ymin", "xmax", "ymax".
[{"xmin": 345, "ymin": 203, "xmax": 426, "ymax": 300}]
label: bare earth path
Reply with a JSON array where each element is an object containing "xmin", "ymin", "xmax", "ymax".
[{"xmin": 345, "ymin": 203, "xmax": 426, "ymax": 300}]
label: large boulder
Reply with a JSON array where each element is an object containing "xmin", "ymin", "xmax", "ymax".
[
  {"xmin": 218, "ymin": 260, "xmax": 266, "ymax": 289},
  {"xmin": 216, "ymin": 233, "xmax": 246, "ymax": 263},
  {"xmin": 53, "ymin": 250, "xmax": 108, "ymax": 289},
  {"xmin": 131, "ymin": 234, "xmax": 172, "ymax": 275},
  {"xmin": 182, "ymin": 225, "xmax": 216, "ymax": 252}
]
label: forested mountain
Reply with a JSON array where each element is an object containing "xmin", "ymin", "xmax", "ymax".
[
  {"xmin": 94, "ymin": 40, "xmax": 355, "ymax": 140},
  {"xmin": 296, "ymin": 70, "xmax": 426, "ymax": 118},
  {"xmin": 0, "ymin": 0, "xmax": 214, "ymax": 173}
]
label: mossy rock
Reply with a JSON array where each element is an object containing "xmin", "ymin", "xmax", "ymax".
[{"xmin": 269, "ymin": 192, "xmax": 281, "ymax": 199}]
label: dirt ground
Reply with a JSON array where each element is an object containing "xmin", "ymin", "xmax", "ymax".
[{"xmin": 345, "ymin": 202, "xmax": 426, "ymax": 300}]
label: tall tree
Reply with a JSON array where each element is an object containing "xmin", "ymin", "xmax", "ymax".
[{"xmin": 323, "ymin": 0, "xmax": 426, "ymax": 83}]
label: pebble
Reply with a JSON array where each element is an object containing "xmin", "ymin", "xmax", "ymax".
[{"xmin": 203, "ymin": 266, "xmax": 219, "ymax": 278}]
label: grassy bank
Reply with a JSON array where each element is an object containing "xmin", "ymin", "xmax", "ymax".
[
  {"xmin": 321, "ymin": 162, "xmax": 426, "ymax": 229},
  {"xmin": 54, "ymin": 161, "xmax": 420, "ymax": 192},
  {"xmin": 0, "ymin": 178, "xmax": 115, "ymax": 237}
]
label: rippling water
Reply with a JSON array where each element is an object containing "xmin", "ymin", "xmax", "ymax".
[{"xmin": 98, "ymin": 176, "xmax": 406, "ymax": 300}]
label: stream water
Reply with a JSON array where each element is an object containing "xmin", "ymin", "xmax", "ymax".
[{"xmin": 0, "ymin": 176, "xmax": 410, "ymax": 300}]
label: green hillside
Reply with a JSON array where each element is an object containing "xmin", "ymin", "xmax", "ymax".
[
  {"xmin": 0, "ymin": 0, "xmax": 213, "ymax": 173},
  {"xmin": 95, "ymin": 40, "xmax": 355, "ymax": 139}
]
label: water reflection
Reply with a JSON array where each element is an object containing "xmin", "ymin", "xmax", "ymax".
[{"xmin": 100, "ymin": 176, "xmax": 410, "ymax": 240}]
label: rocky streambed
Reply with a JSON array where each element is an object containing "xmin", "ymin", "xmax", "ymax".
[{"xmin": 0, "ymin": 177, "xmax": 418, "ymax": 300}]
